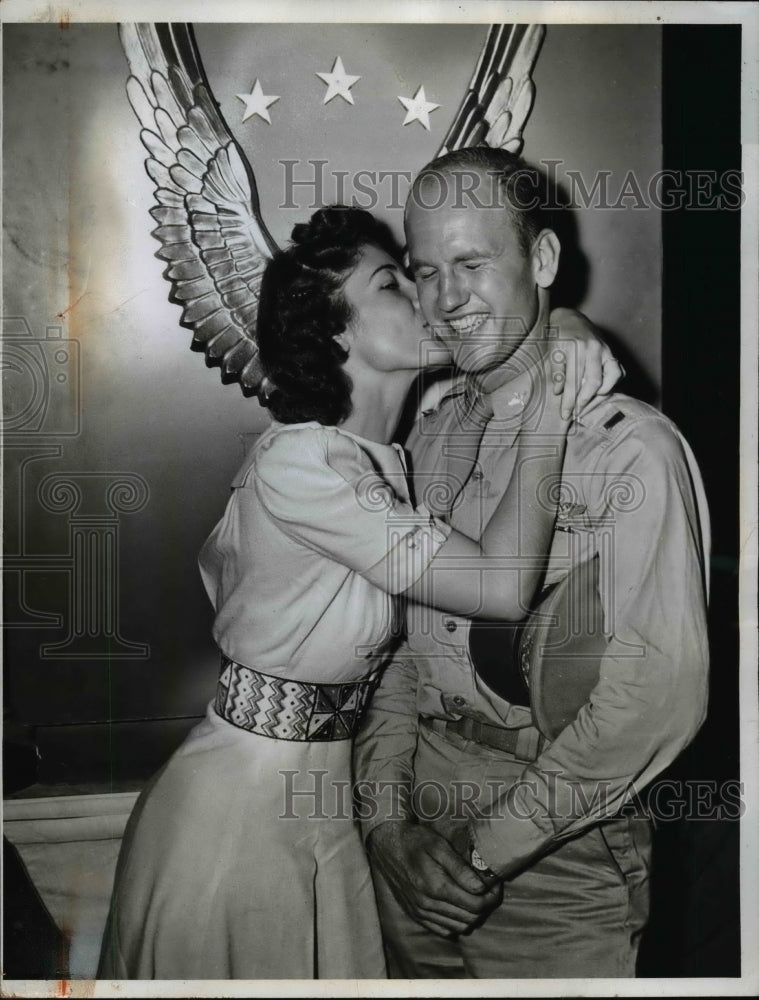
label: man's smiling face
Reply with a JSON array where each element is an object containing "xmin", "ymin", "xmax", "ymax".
[{"xmin": 405, "ymin": 168, "xmax": 543, "ymax": 374}]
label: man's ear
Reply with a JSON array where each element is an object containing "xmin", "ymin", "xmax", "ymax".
[{"xmin": 532, "ymin": 229, "xmax": 561, "ymax": 289}]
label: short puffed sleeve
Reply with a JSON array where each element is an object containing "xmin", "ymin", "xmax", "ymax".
[{"xmin": 253, "ymin": 427, "xmax": 451, "ymax": 594}]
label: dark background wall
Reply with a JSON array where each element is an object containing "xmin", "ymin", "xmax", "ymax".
[{"xmin": 637, "ymin": 25, "xmax": 742, "ymax": 979}]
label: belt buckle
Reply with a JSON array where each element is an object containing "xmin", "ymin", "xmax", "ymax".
[{"xmin": 513, "ymin": 727, "xmax": 543, "ymax": 762}]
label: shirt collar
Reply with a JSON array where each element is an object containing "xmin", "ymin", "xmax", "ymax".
[{"xmin": 269, "ymin": 419, "xmax": 406, "ymax": 469}]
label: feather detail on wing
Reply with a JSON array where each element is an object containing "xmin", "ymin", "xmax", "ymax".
[
  {"xmin": 119, "ymin": 23, "xmax": 278, "ymax": 395},
  {"xmin": 436, "ymin": 24, "xmax": 545, "ymax": 158}
]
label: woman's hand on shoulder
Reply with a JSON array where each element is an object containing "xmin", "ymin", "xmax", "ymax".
[{"xmin": 548, "ymin": 307, "xmax": 624, "ymax": 419}]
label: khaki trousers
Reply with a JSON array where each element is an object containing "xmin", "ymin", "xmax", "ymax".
[{"xmin": 372, "ymin": 722, "xmax": 652, "ymax": 979}]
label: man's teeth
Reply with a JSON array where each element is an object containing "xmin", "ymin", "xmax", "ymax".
[{"xmin": 448, "ymin": 314, "xmax": 487, "ymax": 335}]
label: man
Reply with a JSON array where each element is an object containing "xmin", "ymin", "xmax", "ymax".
[{"xmin": 353, "ymin": 147, "xmax": 710, "ymax": 978}]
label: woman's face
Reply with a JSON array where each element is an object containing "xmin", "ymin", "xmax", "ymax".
[{"xmin": 340, "ymin": 244, "xmax": 448, "ymax": 373}]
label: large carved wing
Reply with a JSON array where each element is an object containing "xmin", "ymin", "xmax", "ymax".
[
  {"xmin": 119, "ymin": 23, "xmax": 279, "ymax": 395},
  {"xmin": 436, "ymin": 24, "xmax": 545, "ymax": 157},
  {"xmin": 120, "ymin": 23, "xmax": 545, "ymax": 395}
]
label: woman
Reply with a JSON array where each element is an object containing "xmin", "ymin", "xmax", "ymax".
[{"xmin": 98, "ymin": 207, "xmax": 616, "ymax": 980}]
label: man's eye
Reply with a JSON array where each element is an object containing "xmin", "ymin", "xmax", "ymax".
[
  {"xmin": 463, "ymin": 262, "xmax": 482, "ymax": 271},
  {"xmin": 415, "ymin": 269, "xmax": 435, "ymax": 282}
]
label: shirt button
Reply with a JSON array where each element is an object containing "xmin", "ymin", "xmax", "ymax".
[
  {"xmin": 472, "ymin": 470, "xmax": 484, "ymax": 482},
  {"xmin": 444, "ymin": 619, "xmax": 457, "ymax": 632},
  {"xmin": 452, "ymin": 695, "xmax": 466, "ymax": 707}
]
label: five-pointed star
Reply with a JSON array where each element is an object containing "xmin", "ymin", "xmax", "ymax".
[
  {"xmin": 397, "ymin": 85, "xmax": 440, "ymax": 130},
  {"xmin": 236, "ymin": 80, "xmax": 280, "ymax": 124},
  {"xmin": 316, "ymin": 56, "xmax": 361, "ymax": 105}
]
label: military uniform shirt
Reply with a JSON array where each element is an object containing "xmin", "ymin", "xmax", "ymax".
[{"xmin": 355, "ymin": 354, "xmax": 710, "ymax": 878}]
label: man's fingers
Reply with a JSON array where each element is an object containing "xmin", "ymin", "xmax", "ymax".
[
  {"xmin": 376, "ymin": 850, "xmax": 490, "ymax": 917},
  {"xmin": 416, "ymin": 897, "xmax": 487, "ymax": 923},
  {"xmin": 475, "ymin": 881, "xmax": 503, "ymax": 907},
  {"xmin": 413, "ymin": 900, "xmax": 482, "ymax": 933},
  {"xmin": 427, "ymin": 838, "xmax": 494, "ymax": 897},
  {"xmin": 412, "ymin": 893, "xmax": 501, "ymax": 938},
  {"xmin": 391, "ymin": 882, "xmax": 485, "ymax": 935},
  {"xmin": 415, "ymin": 914, "xmax": 469, "ymax": 938},
  {"xmin": 368, "ymin": 821, "xmax": 501, "ymax": 939},
  {"xmin": 421, "ymin": 873, "xmax": 494, "ymax": 914},
  {"xmin": 415, "ymin": 882, "xmax": 504, "ymax": 938}
]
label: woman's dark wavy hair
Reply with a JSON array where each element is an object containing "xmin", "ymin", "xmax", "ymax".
[{"xmin": 257, "ymin": 206, "xmax": 402, "ymax": 425}]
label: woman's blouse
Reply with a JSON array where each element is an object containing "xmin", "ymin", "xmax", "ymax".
[{"xmin": 198, "ymin": 421, "xmax": 451, "ymax": 684}]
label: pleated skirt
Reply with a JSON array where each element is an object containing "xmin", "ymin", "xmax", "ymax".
[{"xmin": 98, "ymin": 702, "xmax": 387, "ymax": 980}]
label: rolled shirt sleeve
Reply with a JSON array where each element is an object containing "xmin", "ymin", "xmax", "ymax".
[
  {"xmin": 473, "ymin": 414, "xmax": 710, "ymax": 878},
  {"xmin": 254, "ymin": 426, "xmax": 451, "ymax": 595}
]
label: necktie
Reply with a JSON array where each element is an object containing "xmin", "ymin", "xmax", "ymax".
[{"xmin": 443, "ymin": 384, "xmax": 495, "ymax": 511}]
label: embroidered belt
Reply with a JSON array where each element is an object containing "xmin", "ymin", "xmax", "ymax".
[{"xmin": 215, "ymin": 656, "xmax": 382, "ymax": 742}]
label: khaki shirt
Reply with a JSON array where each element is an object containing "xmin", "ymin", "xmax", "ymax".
[{"xmin": 355, "ymin": 367, "xmax": 710, "ymax": 878}]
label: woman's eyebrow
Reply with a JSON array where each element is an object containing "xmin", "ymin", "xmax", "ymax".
[{"xmin": 369, "ymin": 263, "xmax": 397, "ymax": 279}]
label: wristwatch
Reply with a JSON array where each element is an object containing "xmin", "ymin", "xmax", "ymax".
[{"xmin": 470, "ymin": 839, "xmax": 499, "ymax": 883}]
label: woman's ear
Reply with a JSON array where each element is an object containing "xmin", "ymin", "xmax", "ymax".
[
  {"xmin": 532, "ymin": 229, "xmax": 561, "ymax": 289},
  {"xmin": 333, "ymin": 330, "xmax": 352, "ymax": 352}
]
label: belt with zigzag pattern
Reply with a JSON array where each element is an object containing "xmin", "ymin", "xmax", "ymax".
[{"xmin": 215, "ymin": 655, "xmax": 382, "ymax": 742}]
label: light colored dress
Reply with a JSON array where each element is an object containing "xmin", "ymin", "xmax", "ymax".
[{"xmin": 98, "ymin": 421, "xmax": 450, "ymax": 980}]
